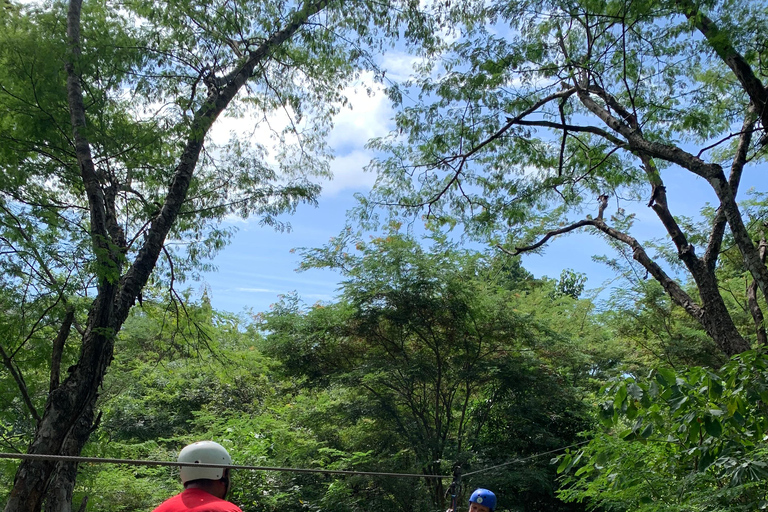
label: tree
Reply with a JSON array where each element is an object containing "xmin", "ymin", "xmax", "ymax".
[
  {"xmin": 600, "ymin": 279, "xmax": 729, "ymax": 369},
  {"xmin": 0, "ymin": 0, "xmax": 431, "ymax": 509},
  {"xmin": 262, "ymin": 230, "xmax": 597, "ymax": 511},
  {"xmin": 470, "ymin": 358, "xmax": 592, "ymax": 512},
  {"xmin": 365, "ymin": 0, "xmax": 768, "ymax": 358}
]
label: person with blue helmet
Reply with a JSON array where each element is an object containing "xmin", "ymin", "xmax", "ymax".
[
  {"xmin": 468, "ymin": 488, "xmax": 497, "ymax": 512},
  {"xmin": 447, "ymin": 488, "xmax": 497, "ymax": 512}
]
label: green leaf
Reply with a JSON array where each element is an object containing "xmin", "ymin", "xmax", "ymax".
[
  {"xmin": 698, "ymin": 448, "xmax": 716, "ymax": 471},
  {"xmin": 656, "ymin": 368, "xmax": 676, "ymax": 387},
  {"xmin": 614, "ymin": 383, "xmax": 628, "ymax": 409},
  {"xmin": 708, "ymin": 378, "xmax": 723, "ymax": 400},
  {"xmin": 574, "ymin": 464, "xmax": 592, "ymax": 476},
  {"xmin": 687, "ymin": 419, "xmax": 701, "ymax": 445},
  {"xmin": 626, "ymin": 401, "xmax": 639, "ymax": 420},
  {"xmin": 599, "ymin": 402, "xmax": 616, "ymax": 426},
  {"xmin": 704, "ymin": 416, "xmax": 722, "ymax": 437},
  {"xmin": 668, "ymin": 395, "xmax": 688, "ymax": 412}
]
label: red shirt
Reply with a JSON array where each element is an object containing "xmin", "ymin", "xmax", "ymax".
[{"xmin": 152, "ymin": 488, "xmax": 243, "ymax": 512}]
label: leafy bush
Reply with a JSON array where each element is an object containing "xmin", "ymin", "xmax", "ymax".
[{"xmin": 558, "ymin": 350, "xmax": 768, "ymax": 511}]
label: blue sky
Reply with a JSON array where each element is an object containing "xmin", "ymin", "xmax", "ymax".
[
  {"xmin": 195, "ymin": 193, "xmax": 361, "ymax": 314},
  {"xmin": 194, "ymin": 49, "xmax": 768, "ymax": 317},
  {"xmin": 197, "ymin": 119, "xmax": 766, "ymax": 317},
  {"xmin": 195, "ymin": 70, "xmax": 602, "ymax": 315},
  {"xmin": 195, "ymin": 50, "xmax": 624, "ymax": 315},
  {"xmin": 194, "ymin": 152, "xmax": 724, "ymax": 317},
  {"xmin": 197, "ymin": 72, "xmax": 392, "ymax": 315},
  {"xmin": 195, "ymin": 172, "xmax": 733, "ymax": 316},
  {"xmin": 196, "ymin": 192, "xmax": 618, "ymax": 315}
]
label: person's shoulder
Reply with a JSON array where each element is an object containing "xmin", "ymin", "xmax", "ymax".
[
  {"xmin": 213, "ymin": 501, "xmax": 242, "ymax": 512},
  {"xmin": 205, "ymin": 496, "xmax": 242, "ymax": 512}
]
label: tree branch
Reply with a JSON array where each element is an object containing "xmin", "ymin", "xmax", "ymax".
[
  {"xmin": 50, "ymin": 308, "xmax": 75, "ymax": 393},
  {"xmin": 704, "ymin": 108, "xmax": 757, "ymax": 271},
  {"xmin": 512, "ymin": 119, "xmax": 627, "ymax": 146},
  {"xmin": 499, "ymin": 219, "xmax": 597, "ymax": 256},
  {"xmin": 577, "ymin": 85, "xmax": 715, "ymax": 178},
  {"xmin": 577, "ymin": 84, "xmax": 768, "ymax": 305},
  {"xmin": 0, "ymin": 203, "xmax": 73, "ymax": 299},
  {"xmin": 676, "ymin": 0, "xmax": 768, "ymax": 142},
  {"xmin": 66, "ymin": 0, "xmax": 117, "ymax": 284},
  {"xmin": 747, "ymin": 234, "xmax": 767, "ymax": 345},
  {"xmin": 642, "ymin": 156, "xmax": 700, "ymax": 274},
  {"xmin": 500, "ymin": 214, "xmax": 702, "ymax": 319},
  {"xmin": 558, "ymin": 97, "xmax": 568, "ymax": 176},
  {"xmin": 114, "ymin": 0, "xmax": 331, "ymax": 324},
  {"xmin": 0, "ymin": 343, "xmax": 41, "ymax": 423},
  {"xmin": 436, "ymin": 88, "xmax": 580, "ymax": 170},
  {"xmin": 392, "ymin": 88, "xmax": 583, "ymax": 211}
]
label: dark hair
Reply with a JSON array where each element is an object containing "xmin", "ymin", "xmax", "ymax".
[
  {"xmin": 183, "ymin": 470, "xmax": 229, "ymax": 489},
  {"xmin": 183, "ymin": 478, "xmax": 216, "ymax": 488}
]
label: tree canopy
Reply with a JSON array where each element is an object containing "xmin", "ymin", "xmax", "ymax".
[
  {"xmin": 3, "ymin": 0, "xmax": 768, "ymax": 510},
  {"xmin": 0, "ymin": 0, "xmax": 431, "ymax": 509},
  {"xmin": 263, "ymin": 229, "xmax": 600, "ymax": 511},
  {"xmin": 365, "ymin": 0, "xmax": 768, "ymax": 358}
]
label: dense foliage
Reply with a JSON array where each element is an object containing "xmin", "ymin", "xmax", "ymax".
[
  {"xmin": 0, "ymin": 232, "xmax": 607, "ymax": 511},
  {"xmin": 558, "ymin": 350, "xmax": 768, "ymax": 511},
  {"xmin": 2, "ymin": 0, "xmax": 768, "ymax": 510},
  {"xmin": 267, "ymin": 230, "xmax": 602, "ymax": 511},
  {"xmin": 356, "ymin": 0, "xmax": 768, "ymax": 505}
]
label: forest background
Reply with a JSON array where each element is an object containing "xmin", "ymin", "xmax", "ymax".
[{"xmin": 1, "ymin": 0, "xmax": 768, "ymax": 511}]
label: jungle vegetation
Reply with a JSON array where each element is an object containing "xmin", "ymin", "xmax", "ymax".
[{"xmin": 1, "ymin": 0, "xmax": 768, "ymax": 510}]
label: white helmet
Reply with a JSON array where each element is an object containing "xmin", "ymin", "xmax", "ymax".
[{"xmin": 178, "ymin": 441, "xmax": 232, "ymax": 483}]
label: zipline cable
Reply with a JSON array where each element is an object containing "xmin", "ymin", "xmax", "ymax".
[
  {"xmin": 461, "ymin": 440, "xmax": 590, "ymax": 477},
  {"xmin": 0, "ymin": 452, "xmax": 447, "ymax": 479},
  {"xmin": 0, "ymin": 439, "xmax": 590, "ymax": 481}
]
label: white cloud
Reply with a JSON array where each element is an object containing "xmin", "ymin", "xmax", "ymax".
[
  {"xmin": 321, "ymin": 149, "xmax": 378, "ymax": 196},
  {"xmin": 320, "ymin": 73, "xmax": 397, "ymax": 197},
  {"xmin": 329, "ymin": 76, "xmax": 394, "ymax": 150},
  {"xmin": 208, "ymin": 70, "xmax": 401, "ymax": 199},
  {"xmin": 210, "ymin": 106, "xmax": 294, "ymax": 155},
  {"xmin": 234, "ymin": 287, "xmax": 281, "ymax": 294},
  {"xmin": 379, "ymin": 51, "xmax": 423, "ymax": 82}
]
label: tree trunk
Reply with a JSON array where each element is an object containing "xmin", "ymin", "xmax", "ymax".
[
  {"xmin": 4, "ymin": 321, "xmax": 115, "ymax": 512},
  {"xmin": 425, "ymin": 460, "xmax": 446, "ymax": 510},
  {"xmin": 43, "ymin": 403, "xmax": 95, "ymax": 512},
  {"xmin": 747, "ymin": 237, "xmax": 768, "ymax": 345},
  {"xmin": 697, "ymin": 290, "xmax": 752, "ymax": 356}
]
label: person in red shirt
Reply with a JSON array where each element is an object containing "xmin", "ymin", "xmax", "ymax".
[{"xmin": 152, "ymin": 441, "xmax": 242, "ymax": 512}]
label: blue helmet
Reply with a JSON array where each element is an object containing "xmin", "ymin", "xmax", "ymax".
[{"xmin": 469, "ymin": 488, "xmax": 496, "ymax": 511}]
